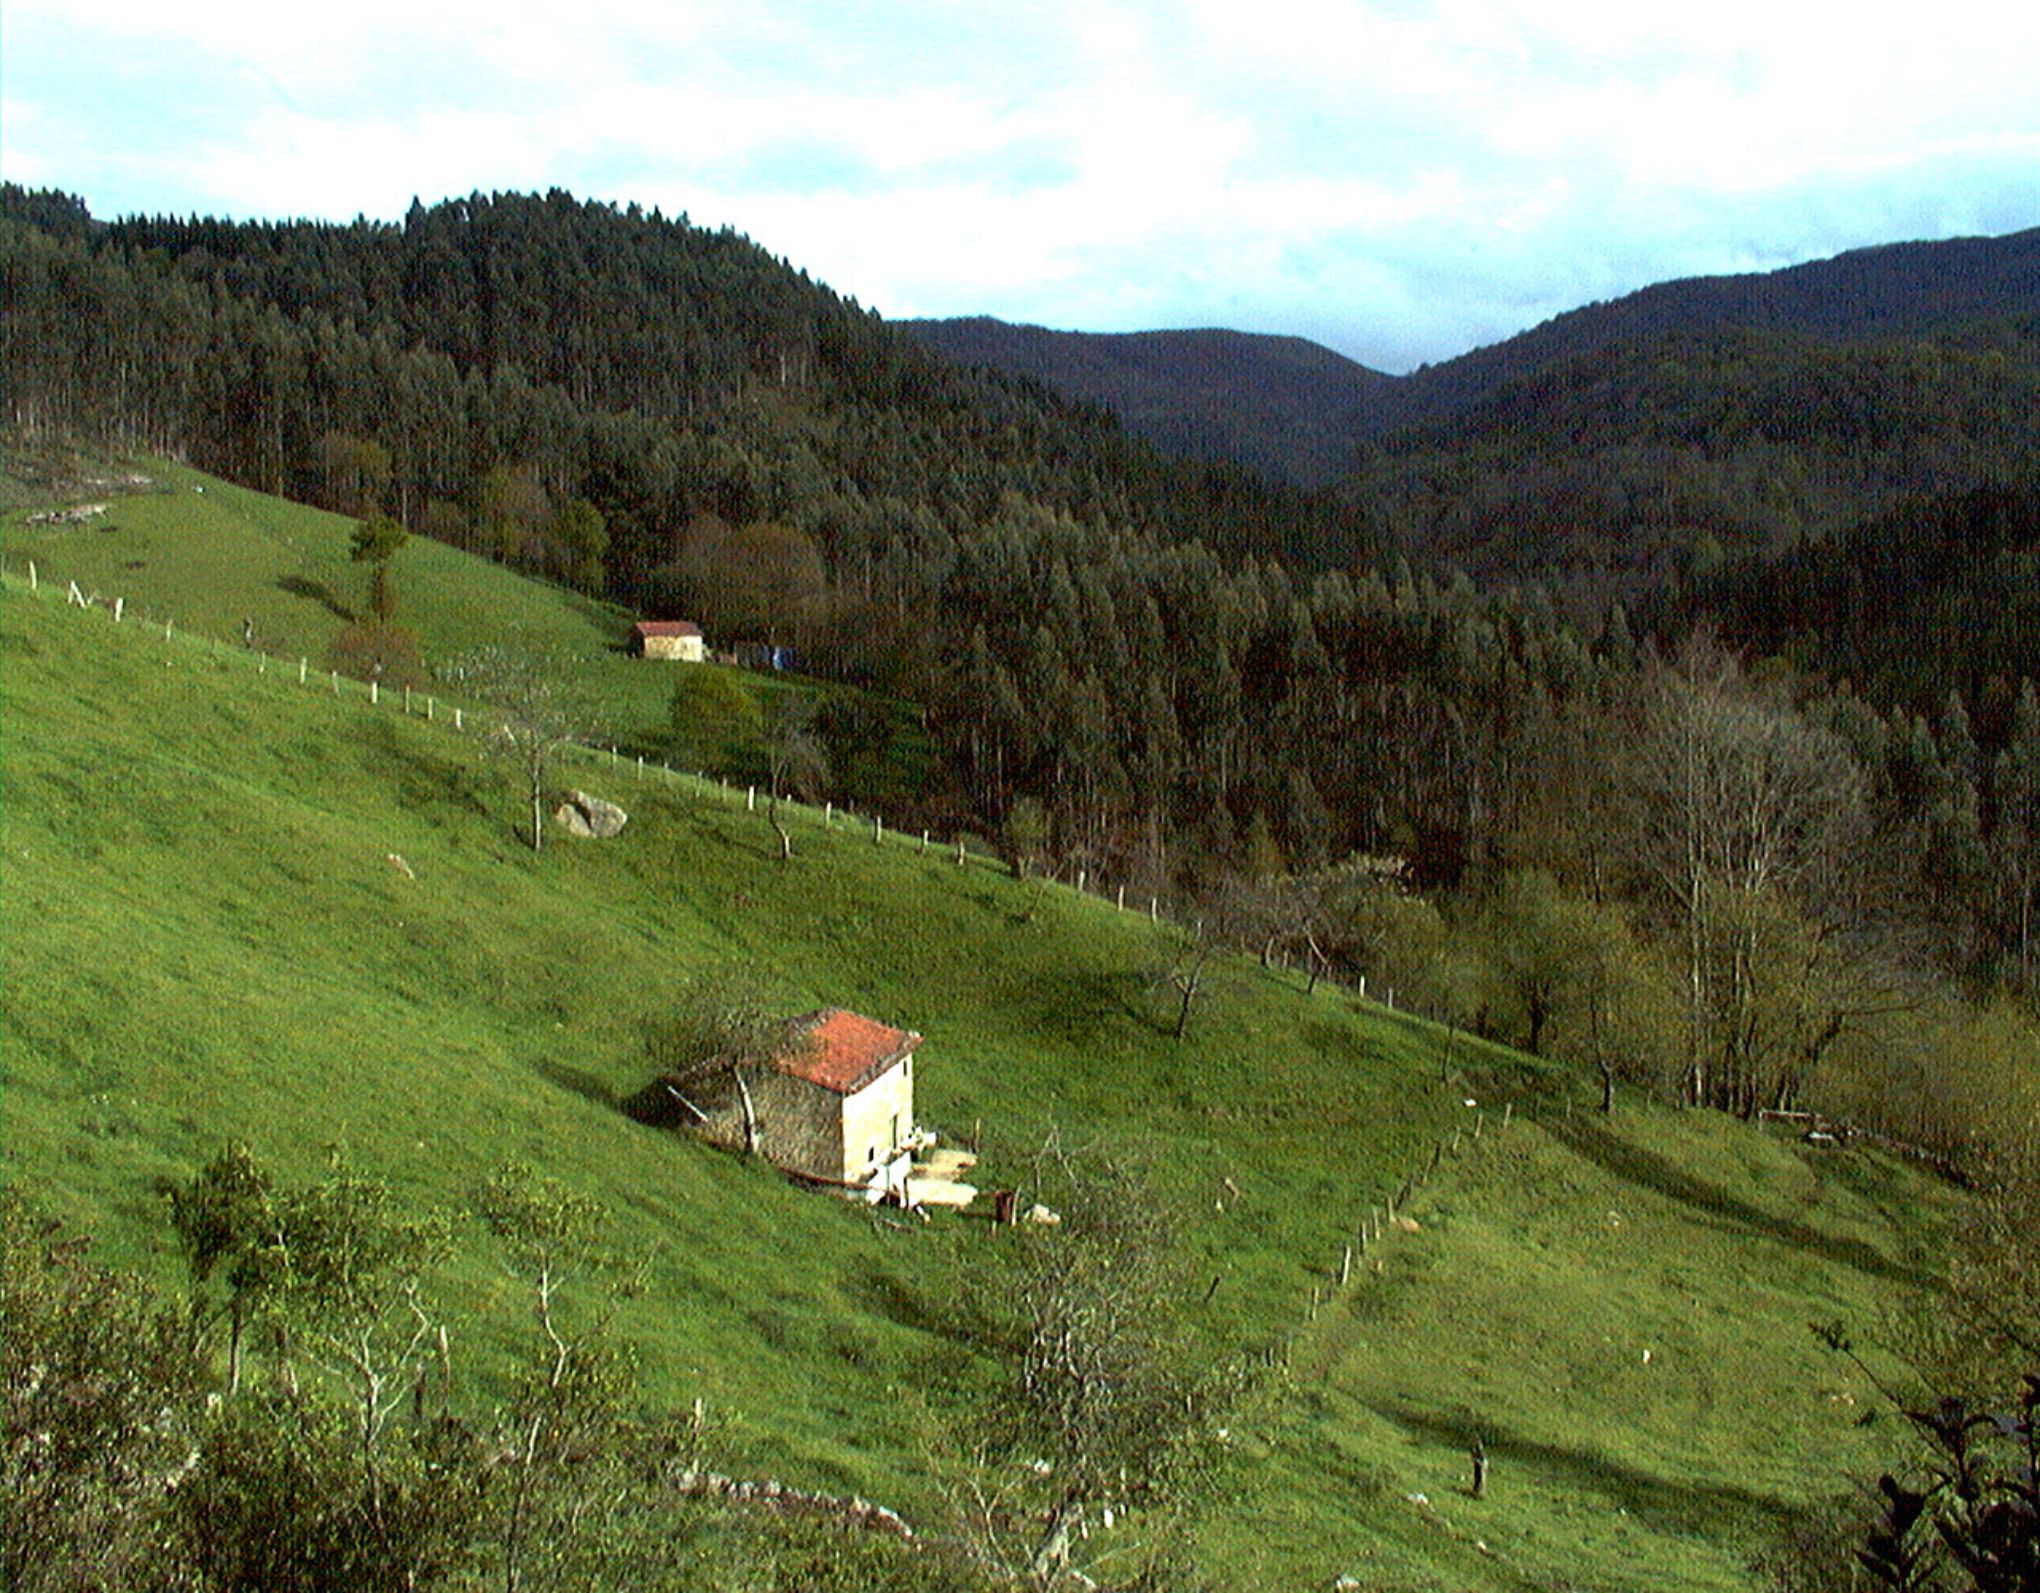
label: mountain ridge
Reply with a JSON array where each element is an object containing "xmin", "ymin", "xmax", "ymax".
[{"xmin": 904, "ymin": 226, "xmax": 2040, "ymax": 485}]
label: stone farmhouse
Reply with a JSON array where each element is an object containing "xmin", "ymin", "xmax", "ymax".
[
  {"xmin": 685, "ymin": 1009, "xmax": 923, "ymax": 1196},
  {"xmin": 629, "ymin": 619, "xmax": 706, "ymax": 661}
]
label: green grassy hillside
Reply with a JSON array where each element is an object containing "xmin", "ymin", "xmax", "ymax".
[
  {"xmin": 0, "ymin": 451, "xmax": 931, "ymax": 802},
  {"xmin": 0, "ymin": 463, "xmax": 1957, "ymax": 1590}
]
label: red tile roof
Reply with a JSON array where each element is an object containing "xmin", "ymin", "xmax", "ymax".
[
  {"xmin": 774, "ymin": 1008, "xmax": 920, "ymax": 1096},
  {"xmin": 634, "ymin": 620, "xmax": 702, "ymax": 638}
]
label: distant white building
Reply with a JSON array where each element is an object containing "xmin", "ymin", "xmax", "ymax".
[{"xmin": 630, "ymin": 620, "xmax": 705, "ymax": 662}]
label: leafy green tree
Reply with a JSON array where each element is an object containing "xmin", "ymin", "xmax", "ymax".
[
  {"xmin": 350, "ymin": 512, "xmax": 410, "ymax": 624},
  {"xmin": 1001, "ymin": 795, "xmax": 1050, "ymax": 880},
  {"xmin": 163, "ymin": 1140, "xmax": 281, "ymax": 1393},
  {"xmin": 668, "ymin": 666, "xmax": 764, "ymax": 776},
  {"xmin": 171, "ymin": 1383, "xmax": 484, "ymax": 1593},
  {"xmin": 545, "ymin": 498, "xmax": 609, "ymax": 595}
]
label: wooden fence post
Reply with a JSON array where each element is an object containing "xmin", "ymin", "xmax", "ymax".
[
  {"xmin": 330, "ymin": 670, "xmax": 340, "ymax": 694},
  {"xmin": 873, "ymin": 815, "xmax": 883, "ymax": 843},
  {"xmin": 454, "ymin": 707, "xmax": 463, "ymax": 731},
  {"xmin": 825, "ymin": 801, "xmax": 833, "ymax": 827},
  {"xmin": 1149, "ymin": 896, "xmax": 1159, "ymax": 922},
  {"xmin": 26, "ymin": 560, "xmax": 35, "ymax": 592},
  {"xmin": 921, "ymin": 829, "xmax": 930, "ymax": 851},
  {"xmin": 1116, "ymin": 885, "xmax": 1125, "ymax": 911},
  {"xmin": 747, "ymin": 786, "xmax": 756, "ymax": 812},
  {"xmin": 955, "ymin": 839, "xmax": 967, "ymax": 866},
  {"xmin": 113, "ymin": 597, "xmax": 124, "ymax": 622}
]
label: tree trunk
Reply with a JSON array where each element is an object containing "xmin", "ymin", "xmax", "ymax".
[
  {"xmin": 1027, "ymin": 1500, "xmax": 1079, "ymax": 1585},
  {"xmin": 734, "ymin": 1068, "xmax": 760, "ymax": 1156},
  {"xmin": 769, "ymin": 794, "xmax": 792, "ymax": 862}
]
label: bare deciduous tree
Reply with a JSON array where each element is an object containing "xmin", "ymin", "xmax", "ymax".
[{"xmin": 443, "ymin": 643, "xmax": 601, "ymax": 852}]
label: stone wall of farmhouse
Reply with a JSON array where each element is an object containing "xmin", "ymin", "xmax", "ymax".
[{"xmin": 749, "ymin": 1068, "xmax": 844, "ymax": 1181}]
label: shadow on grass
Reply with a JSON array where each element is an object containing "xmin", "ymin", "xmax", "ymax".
[
  {"xmin": 535, "ymin": 1058, "xmax": 617, "ymax": 1110},
  {"xmin": 276, "ymin": 573, "xmax": 353, "ymax": 621},
  {"xmin": 1373, "ymin": 1400, "xmax": 1798, "ymax": 1540},
  {"xmin": 859, "ymin": 1268, "xmax": 991, "ymax": 1351},
  {"xmin": 362, "ymin": 720, "xmax": 496, "ymax": 822},
  {"xmin": 1548, "ymin": 1117, "xmax": 1928, "ymax": 1287}
]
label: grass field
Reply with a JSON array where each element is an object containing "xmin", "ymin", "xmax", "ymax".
[{"xmin": 0, "ymin": 458, "xmax": 1958, "ymax": 1590}]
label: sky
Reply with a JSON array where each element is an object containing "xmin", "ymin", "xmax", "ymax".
[{"xmin": 5, "ymin": 0, "xmax": 2037, "ymax": 373}]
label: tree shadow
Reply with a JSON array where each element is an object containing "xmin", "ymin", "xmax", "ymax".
[
  {"xmin": 535, "ymin": 1058, "xmax": 616, "ymax": 1110},
  {"xmin": 1370, "ymin": 1400, "xmax": 1800, "ymax": 1540},
  {"xmin": 276, "ymin": 573, "xmax": 353, "ymax": 622},
  {"xmin": 1547, "ymin": 1116, "xmax": 1930, "ymax": 1287},
  {"xmin": 362, "ymin": 721, "xmax": 494, "ymax": 821}
]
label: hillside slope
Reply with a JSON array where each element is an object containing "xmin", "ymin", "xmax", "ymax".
[{"xmin": 0, "ymin": 468, "xmax": 1960, "ymax": 1590}]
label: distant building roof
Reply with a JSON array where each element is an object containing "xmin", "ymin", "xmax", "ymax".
[
  {"xmin": 633, "ymin": 620, "xmax": 702, "ymax": 638},
  {"xmin": 774, "ymin": 1008, "xmax": 920, "ymax": 1096}
]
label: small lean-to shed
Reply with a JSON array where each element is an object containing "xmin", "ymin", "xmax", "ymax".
[{"xmin": 630, "ymin": 620, "xmax": 706, "ymax": 662}]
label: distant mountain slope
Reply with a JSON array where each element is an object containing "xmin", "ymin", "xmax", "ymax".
[
  {"xmin": 903, "ymin": 318, "xmax": 1395, "ymax": 487},
  {"xmin": 1375, "ymin": 226, "xmax": 2040, "ymax": 436},
  {"xmin": 1355, "ymin": 314, "xmax": 2040, "ymax": 593},
  {"xmin": 904, "ymin": 230, "xmax": 2040, "ymax": 497}
]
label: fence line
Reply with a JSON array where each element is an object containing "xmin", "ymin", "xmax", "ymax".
[{"xmin": 1, "ymin": 551, "xmax": 1444, "ymax": 1012}]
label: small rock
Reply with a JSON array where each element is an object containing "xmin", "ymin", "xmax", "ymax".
[{"xmin": 1024, "ymin": 1203, "xmax": 1062, "ymax": 1225}]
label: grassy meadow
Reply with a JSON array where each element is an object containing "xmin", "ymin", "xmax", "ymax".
[{"xmin": 0, "ymin": 458, "xmax": 1958, "ymax": 1590}]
